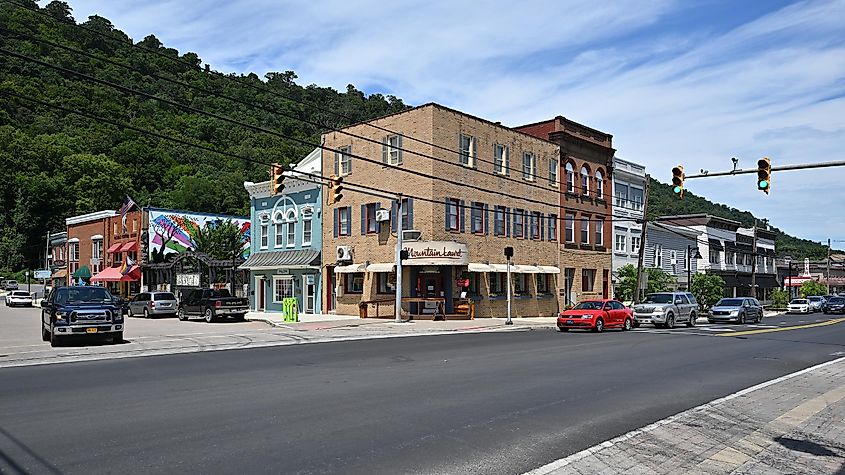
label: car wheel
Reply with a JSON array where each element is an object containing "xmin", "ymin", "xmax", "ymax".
[
  {"xmin": 49, "ymin": 328, "xmax": 61, "ymax": 347},
  {"xmin": 666, "ymin": 313, "xmax": 675, "ymax": 329},
  {"xmin": 633, "ymin": 320, "xmax": 640, "ymax": 328},
  {"xmin": 556, "ymin": 326, "xmax": 568, "ymax": 332},
  {"xmin": 686, "ymin": 313, "xmax": 697, "ymax": 327},
  {"xmin": 593, "ymin": 318, "xmax": 604, "ymax": 333},
  {"xmin": 738, "ymin": 313, "xmax": 746, "ymax": 324},
  {"xmin": 143, "ymin": 308, "xmax": 150, "ymax": 319},
  {"xmin": 42, "ymin": 327, "xmax": 50, "ymax": 342},
  {"xmin": 755, "ymin": 312, "xmax": 762, "ymax": 323},
  {"xmin": 204, "ymin": 308, "xmax": 215, "ymax": 323},
  {"xmin": 177, "ymin": 308, "xmax": 188, "ymax": 321},
  {"xmin": 112, "ymin": 331, "xmax": 123, "ymax": 344},
  {"xmin": 623, "ymin": 318, "xmax": 633, "ymax": 331}
]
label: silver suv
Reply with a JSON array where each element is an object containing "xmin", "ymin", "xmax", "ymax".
[{"xmin": 633, "ymin": 292, "xmax": 699, "ymax": 328}]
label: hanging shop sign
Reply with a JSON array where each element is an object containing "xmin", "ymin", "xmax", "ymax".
[
  {"xmin": 175, "ymin": 273, "xmax": 200, "ymax": 287},
  {"xmin": 398, "ymin": 241, "xmax": 469, "ymax": 266}
]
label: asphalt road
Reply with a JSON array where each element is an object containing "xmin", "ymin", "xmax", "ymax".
[{"xmin": 0, "ymin": 317, "xmax": 843, "ymax": 474}]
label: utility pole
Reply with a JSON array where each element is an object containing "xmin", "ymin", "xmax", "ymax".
[
  {"xmin": 634, "ymin": 174, "xmax": 650, "ymax": 303},
  {"xmin": 505, "ymin": 246, "xmax": 513, "ymax": 325},
  {"xmin": 827, "ymin": 238, "xmax": 832, "ymax": 295},
  {"xmin": 394, "ymin": 195, "xmax": 404, "ymax": 322},
  {"xmin": 751, "ymin": 220, "xmax": 757, "ymax": 300}
]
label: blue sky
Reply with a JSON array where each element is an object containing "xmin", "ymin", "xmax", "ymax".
[{"xmin": 51, "ymin": 0, "xmax": 845, "ymax": 247}]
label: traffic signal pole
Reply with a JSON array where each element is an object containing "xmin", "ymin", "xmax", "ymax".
[
  {"xmin": 395, "ymin": 196, "xmax": 403, "ymax": 323},
  {"xmin": 683, "ymin": 159, "xmax": 845, "ymax": 179}
]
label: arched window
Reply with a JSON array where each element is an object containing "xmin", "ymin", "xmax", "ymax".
[
  {"xmin": 565, "ymin": 163, "xmax": 575, "ymax": 193},
  {"xmin": 581, "ymin": 166, "xmax": 589, "ymax": 196},
  {"xmin": 274, "ymin": 212, "xmax": 285, "ymax": 248},
  {"xmin": 595, "ymin": 170, "xmax": 604, "ymax": 199}
]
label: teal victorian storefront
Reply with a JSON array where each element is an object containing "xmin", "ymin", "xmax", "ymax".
[{"xmin": 241, "ymin": 149, "xmax": 322, "ymax": 316}]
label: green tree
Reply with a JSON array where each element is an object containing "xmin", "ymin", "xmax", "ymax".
[
  {"xmin": 799, "ymin": 280, "xmax": 827, "ymax": 298},
  {"xmin": 644, "ymin": 267, "xmax": 675, "ymax": 294},
  {"xmin": 770, "ymin": 289, "xmax": 789, "ymax": 308},
  {"xmin": 190, "ymin": 220, "xmax": 244, "ymax": 261},
  {"xmin": 691, "ymin": 273, "xmax": 726, "ymax": 312},
  {"xmin": 615, "ymin": 264, "xmax": 676, "ymax": 301}
]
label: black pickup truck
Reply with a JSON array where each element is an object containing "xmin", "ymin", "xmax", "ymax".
[
  {"xmin": 177, "ymin": 288, "xmax": 249, "ymax": 323},
  {"xmin": 41, "ymin": 286, "xmax": 125, "ymax": 346}
]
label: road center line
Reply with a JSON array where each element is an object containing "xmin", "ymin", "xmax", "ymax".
[{"xmin": 718, "ymin": 317, "xmax": 845, "ymax": 337}]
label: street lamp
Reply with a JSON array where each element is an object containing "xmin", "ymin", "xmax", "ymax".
[
  {"xmin": 784, "ymin": 256, "xmax": 794, "ymax": 300},
  {"xmin": 687, "ymin": 245, "xmax": 702, "ymax": 291}
]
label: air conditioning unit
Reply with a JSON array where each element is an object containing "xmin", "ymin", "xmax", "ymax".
[
  {"xmin": 375, "ymin": 209, "xmax": 390, "ymax": 222},
  {"xmin": 402, "ymin": 230, "xmax": 422, "ymax": 241},
  {"xmin": 336, "ymin": 245, "xmax": 353, "ymax": 263}
]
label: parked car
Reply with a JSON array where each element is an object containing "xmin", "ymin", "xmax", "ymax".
[
  {"xmin": 177, "ymin": 288, "xmax": 248, "ymax": 323},
  {"xmin": 806, "ymin": 296, "xmax": 825, "ymax": 312},
  {"xmin": 633, "ymin": 292, "xmax": 699, "ymax": 328},
  {"xmin": 4, "ymin": 280, "xmax": 19, "ymax": 291},
  {"xmin": 128, "ymin": 291, "xmax": 179, "ymax": 318},
  {"xmin": 822, "ymin": 297, "xmax": 845, "ymax": 314},
  {"xmin": 787, "ymin": 299, "xmax": 811, "ymax": 314},
  {"xmin": 557, "ymin": 299, "xmax": 633, "ymax": 333},
  {"xmin": 5, "ymin": 290, "xmax": 34, "ymax": 307},
  {"xmin": 40, "ymin": 286, "xmax": 125, "ymax": 346},
  {"xmin": 708, "ymin": 298, "xmax": 763, "ymax": 324}
]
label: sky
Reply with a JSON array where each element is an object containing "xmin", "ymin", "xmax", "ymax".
[{"xmin": 48, "ymin": 0, "xmax": 845, "ymax": 246}]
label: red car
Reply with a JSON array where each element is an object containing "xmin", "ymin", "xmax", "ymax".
[{"xmin": 557, "ymin": 299, "xmax": 634, "ymax": 332}]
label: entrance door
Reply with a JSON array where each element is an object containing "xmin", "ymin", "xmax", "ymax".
[
  {"xmin": 257, "ymin": 277, "xmax": 265, "ymax": 311},
  {"xmin": 304, "ymin": 275, "xmax": 316, "ymax": 314},
  {"xmin": 420, "ymin": 274, "xmax": 442, "ymax": 314},
  {"xmin": 326, "ymin": 266, "xmax": 336, "ymax": 312}
]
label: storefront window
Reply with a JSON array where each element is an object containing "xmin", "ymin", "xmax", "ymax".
[
  {"xmin": 345, "ymin": 273, "xmax": 364, "ymax": 294},
  {"xmin": 273, "ymin": 276, "xmax": 294, "ymax": 302},
  {"xmin": 513, "ymin": 274, "xmax": 529, "ymax": 296},
  {"xmin": 467, "ymin": 273, "xmax": 480, "ymax": 296},
  {"xmin": 377, "ymin": 272, "xmax": 396, "ymax": 294},
  {"xmin": 537, "ymin": 274, "xmax": 552, "ymax": 294},
  {"xmin": 489, "ymin": 273, "xmax": 506, "ymax": 296},
  {"xmin": 582, "ymin": 269, "xmax": 596, "ymax": 292}
]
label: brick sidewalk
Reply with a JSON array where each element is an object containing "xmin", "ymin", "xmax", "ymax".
[{"xmin": 529, "ymin": 357, "xmax": 845, "ymax": 475}]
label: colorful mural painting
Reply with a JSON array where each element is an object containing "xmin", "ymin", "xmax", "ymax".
[{"xmin": 147, "ymin": 208, "xmax": 251, "ymax": 261}]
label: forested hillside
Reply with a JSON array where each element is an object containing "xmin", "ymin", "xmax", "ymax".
[
  {"xmin": 0, "ymin": 1, "xmax": 407, "ymax": 270},
  {"xmin": 0, "ymin": 1, "xmax": 830, "ymax": 273}
]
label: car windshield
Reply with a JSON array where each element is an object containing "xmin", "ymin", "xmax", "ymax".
[
  {"xmin": 154, "ymin": 292, "xmax": 176, "ymax": 301},
  {"xmin": 573, "ymin": 301, "xmax": 604, "ymax": 310},
  {"xmin": 829, "ymin": 298, "xmax": 845, "ymax": 304},
  {"xmin": 7, "ymin": 280, "xmax": 17, "ymax": 284},
  {"xmin": 11, "ymin": 291, "xmax": 29, "ymax": 297},
  {"xmin": 209, "ymin": 289, "xmax": 232, "ymax": 298},
  {"xmin": 55, "ymin": 287, "xmax": 114, "ymax": 304},
  {"xmin": 642, "ymin": 294, "xmax": 673, "ymax": 304},
  {"xmin": 807, "ymin": 297, "xmax": 822, "ymax": 302},
  {"xmin": 716, "ymin": 299, "xmax": 744, "ymax": 307},
  {"xmin": 790, "ymin": 299, "xmax": 808, "ymax": 304}
]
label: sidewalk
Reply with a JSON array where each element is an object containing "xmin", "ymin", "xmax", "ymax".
[{"xmin": 528, "ymin": 357, "xmax": 845, "ymax": 475}]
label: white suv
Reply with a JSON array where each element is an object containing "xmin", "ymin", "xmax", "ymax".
[{"xmin": 633, "ymin": 292, "xmax": 699, "ymax": 329}]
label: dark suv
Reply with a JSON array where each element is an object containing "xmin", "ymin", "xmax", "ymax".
[{"xmin": 41, "ymin": 286, "xmax": 125, "ymax": 346}]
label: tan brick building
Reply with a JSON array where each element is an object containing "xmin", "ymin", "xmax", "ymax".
[
  {"xmin": 322, "ymin": 104, "xmax": 561, "ymax": 318},
  {"xmin": 516, "ymin": 117, "xmax": 615, "ymax": 306}
]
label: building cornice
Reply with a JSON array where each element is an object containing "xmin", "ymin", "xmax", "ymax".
[{"xmin": 66, "ymin": 210, "xmax": 117, "ymax": 226}]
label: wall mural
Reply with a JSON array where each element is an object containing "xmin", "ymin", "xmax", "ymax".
[{"xmin": 148, "ymin": 209, "xmax": 251, "ymax": 262}]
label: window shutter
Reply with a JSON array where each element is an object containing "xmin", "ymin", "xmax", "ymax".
[
  {"xmin": 346, "ymin": 207, "xmax": 352, "ymax": 236},
  {"xmin": 333, "ymin": 208, "xmax": 339, "ymax": 238},
  {"xmin": 471, "ymin": 137, "xmax": 477, "ymax": 167},
  {"xmin": 505, "ymin": 207, "xmax": 511, "ymax": 237},
  {"xmin": 407, "ymin": 198, "xmax": 414, "ymax": 229},
  {"xmin": 459, "ymin": 200, "xmax": 466, "ymax": 233},
  {"xmin": 539, "ymin": 213, "xmax": 544, "ymax": 241},
  {"xmin": 512, "ymin": 209, "xmax": 518, "ymax": 237},
  {"xmin": 392, "ymin": 200, "xmax": 398, "ymax": 232},
  {"xmin": 382, "ymin": 137, "xmax": 388, "ymax": 164},
  {"xmin": 398, "ymin": 135, "xmax": 403, "ymax": 165},
  {"xmin": 505, "ymin": 147, "xmax": 510, "ymax": 176},
  {"xmin": 459, "ymin": 134, "xmax": 465, "ymax": 165},
  {"xmin": 334, "ymin": 151, "xmax": 339, "ymax": 176},
  {"xmin": 361, "ymin": 204, "xmax": 367, "ymax": 235},
  {"xmin": 483, "ymin": 203, "xmax": 489, "ymax": 235},
  {"xmin": 376, "ymin": 203, "xmax": 383, "ymax": 233},
  {"xmin": 444, "ymin": 198, "xmax": 450, "ymax": 231}
]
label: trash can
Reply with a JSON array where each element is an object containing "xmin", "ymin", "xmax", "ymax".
[{"xmin": 359, "ymin": 302, "xmax": 368, "ymax": 319}]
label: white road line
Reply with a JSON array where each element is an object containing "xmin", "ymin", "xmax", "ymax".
[{"xmin": 524, "ymin": 356, "xmax": 845, "ymax": 475}]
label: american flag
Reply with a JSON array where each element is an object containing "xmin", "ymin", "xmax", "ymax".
[{"xmin": 118, "ymin": 195, "xmax": 136, "ymax": 216}]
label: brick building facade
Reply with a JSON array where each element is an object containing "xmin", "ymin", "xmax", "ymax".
[
  {"xmin": 322, "ymin": 103, "xmax": 561, "ymax": 318},
  {"xmin": 65, "ymin": 210, "xmax": 117, "ymax": 285},
  {"xmin": 516, "ymin": 117, "xmax": 615, "ymax": 306}
]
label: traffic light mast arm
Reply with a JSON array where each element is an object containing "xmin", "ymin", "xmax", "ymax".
[{"xmin": 682, "ymin": 160, "xmax": 845, "ymax": 179}]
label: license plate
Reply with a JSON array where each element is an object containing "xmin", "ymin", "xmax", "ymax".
[
  {"xmin": 86, "ymin": 327, "xmax": 98, "ymax": 333},
  {"xmin": 566, "ymin": 320, "xmax": 573, "ymax": 324}
]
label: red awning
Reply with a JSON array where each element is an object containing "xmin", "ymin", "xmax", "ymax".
[
  {"xmin": 91, "ymin": 265, "xmax": 141, "ymax": 282},
  {"xmin": 106, "ymin": 243, "xmax": 122, "ymax": 253},
  {"xmin": 119, "ymin": 241, "xmax": 138, "ymax": 252}
]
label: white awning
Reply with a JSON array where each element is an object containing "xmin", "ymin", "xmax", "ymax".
[
  {"xmin": 334, "ymin": 263, "xmax": 366, "ymax": 273},
  {"xmin": 538, "ymin": 266, "xmax": 561, "ymax": 274},
  {"xmin": 467, "ymin": 263, "xmax": 493, "ymax": 272},
  {"xmin": 514, "ymin": 265, "xmax": 541, "ymax": 273},
  {"xmin": 90, "ymin": 234, "xmax": 103, "ymax": 240},
  {"xmin": 489, "ymin": 264, "xmax": 510, "ymax": 273},
  {"xmin": 367, "ymin": 263, "xmax": 395, "ymax": 273}
]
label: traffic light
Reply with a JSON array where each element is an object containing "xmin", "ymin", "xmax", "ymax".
[
  {"xmin": 757, "ymin": 157, "xmax": 771, "ymax": 194},
  {"xmin": 269, "ymin": 163, "xmax": 285, "ymax": 195},
  {"xmin": 671, "ymin": 165, "xmax": 684, "ymax": 199},
  {"xmin": 327, "ymin": 174, "xmax": 343, "ymax": 205}
]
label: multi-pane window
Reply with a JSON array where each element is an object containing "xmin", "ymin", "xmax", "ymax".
[
  {"xmin": 339, "ymin": 207, "xmax": 351, "ymax": 236},
  {"xmin": 595, "ymin": 218, "xmax": 604, "ymax": 246},
  {"xmin": 522, "ymin": 152, "xmax": 535, "ymax": 181},
  {"xmin": 581, "ymin": 166, "xmax": 590, "ymax": 196},
  {"xmin": 260, "ymin": 224, "xmax": 269, "ymax": 249},
  {"xmin": 537, "ymin": 274, "xmax": 550, "ymax": 294},
  {"xmin": 273, "ymin": 276, "xmax": 294, "ymax": 302},
  {"xmin": 377, "ymin": 272, "xmax": 396, "ymax": 294},
  {"xmin": 631, "ymin": 187, "xmax": 644, "ymax": 210},
  {"xmin": 493, "ymin": 144, "xmax": 509, "ymax": 175},
  {"xmin": 631, "ymin": 236, "xmax": 641, "ymax": 253},
  {"xmin": 399, "ymin": 198, "xmax": 411, "ymax": 230},
  {"xmin": 344, "ymin": 273, "xmax": 364, "ymax": 293},
  {"xmin": 385, "ymin": 135, "xmax": 402, "ymax": 165},
  {"xmin": 726, "ymin": 251, "xmax": 734, "ymax": 265},
  {"xmin": 655, "ymin": 244, "xmax": 663, "ymax": 267},
  {"xmin": 582, "ymin": 269, "xmax": 596, "ymax": 292},
  {"xmin": 531, "ymin": 211, "xmax": 541, "ymax": 240},
  {"xmin": 489, "ymin": 272, "xmax": 506, "ymax": 295},
  {"xmin": 513, "ymin": 274, "xmax": 528, "ymax": 295},
  {"xmin": 549, "ymin": 158, "xmax": 558, "ymax": 186},
  {"xmin": 446, "ymin": 199, "xmax": 461, "ymax": 231},
  {"xmin": 615, "ymin": 183, "xmax": 628, "ymax": 208},
  {"xmin": 365, "ymin": 203, "xmax": 379, "ymax": 234},
  {"xmin": 302, "ymin": 210, "xmax": 313, "ymax": 245},
  {"xmin": 513, "ymin": 209, "xmax": 524, "ymax": 238},
  {"xmin": 471, "ymin": 202, "xmax": 485, "ymax": 234},
  {"xmin": 671, "ymin": 250, "xmax": 677, "ymax": 274},
  {"xmin": 286, "ymin": 221, "xmax": 295, "ymax": 247},
  {"xmin": 548, "ymin": 214, "xmax": 557, "ymax": 242},
  {"xmin": 595, "ymin": 170, "xmax": 604, "ymax": 199},
  {"xmin": 565, "ymin": 213, "xmax": 575, "ymax": 242},
  {"xmin": 494, "ymin": 206, "xmax": 506, "ymax": 236},
  {"xmin": 336, "ymin": 146, "xmax": 352, "ymax": 175},
  {"xmin": 565, "ymin": 163, "xmax": 575, "ymax": 193},
  {"xmin": 69, "ymin": 242, "xmax": 79, "ymax": 262},
  {"xmin": 709, "ymin": 249, "xmax": 720, "ymax": 264},
  {"xmin": 580, "ymin": 216, "xmax": 590, "ymax": 244},
  {"xmin": 274, "ymin": 220, "xmax": 284, "ymax": 247},
  {"xmin": 459, "ymin": 134, "xmax": 476, "ymax": 167},
  {"xmin": 615, "ymin": 234, "xmax": 626, "ymax": 252}
]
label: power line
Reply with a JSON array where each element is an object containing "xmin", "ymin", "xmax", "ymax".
[{"xmin": 0, "ymin": 45, "xmax": 624, "ymax": 221}]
